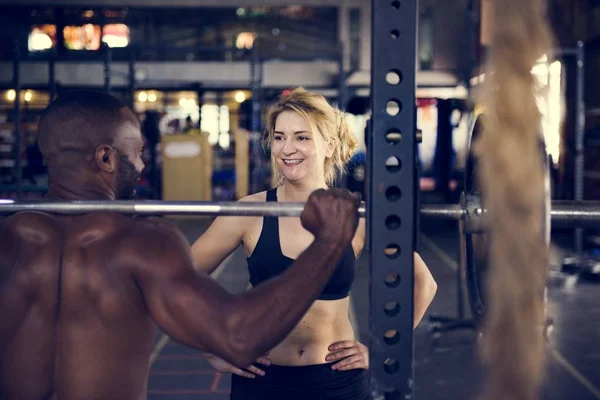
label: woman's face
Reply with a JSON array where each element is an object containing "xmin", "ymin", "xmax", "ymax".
[{"xmin": 271, "ymin": 111, "xmax": 331, "ymax": 184}]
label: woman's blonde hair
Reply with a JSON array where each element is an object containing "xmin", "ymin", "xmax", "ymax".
[{"xmin": 264, "ymin": 87, "xmax": 358, "ymax": 186}]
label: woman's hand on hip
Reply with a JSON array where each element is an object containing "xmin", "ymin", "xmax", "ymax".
[{"xmin": 325, "ymin": 340, "xmax": 369, "ymax": 371}]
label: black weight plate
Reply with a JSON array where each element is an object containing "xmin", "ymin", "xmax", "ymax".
[{"xmin": 463, "ymin": 114, "xmax": 551, "ymax": 329}]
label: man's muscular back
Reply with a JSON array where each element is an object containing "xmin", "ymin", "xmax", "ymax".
[
  {"xmin": 0, "ymin": 190, "xmax": 360, "ymax": 400},
  {"xmin": 0, "ymin": 212, "xmax": 161, "ymax": 400}
]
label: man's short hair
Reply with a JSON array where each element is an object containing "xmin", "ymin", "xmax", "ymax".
[{"xmin": 37, "ymin": 90, "xmax": 131, "ymax": 165}]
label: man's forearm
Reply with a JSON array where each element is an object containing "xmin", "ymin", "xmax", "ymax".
[{"xmin": 224, "ymin": 238, "xmax": 346, "ymax": 365}]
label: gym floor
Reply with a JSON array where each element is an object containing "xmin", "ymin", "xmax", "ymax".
[{"xmin": 146, "ymin": 217, "xmax": 600, "ymax": 400}]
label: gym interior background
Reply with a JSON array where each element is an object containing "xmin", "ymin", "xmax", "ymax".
[{"xmin": 0, "ymin": 0, "xmax": 599, "ymax": 399}]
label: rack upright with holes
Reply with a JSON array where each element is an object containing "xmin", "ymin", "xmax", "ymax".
[{"xmin": 368, "ymin": 0, "xmax": 417, "ymax": 398}]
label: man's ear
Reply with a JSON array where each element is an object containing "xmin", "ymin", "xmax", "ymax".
[{"xmin": 95, "ymin": 145, "xmax": 117, "ymax": 173}]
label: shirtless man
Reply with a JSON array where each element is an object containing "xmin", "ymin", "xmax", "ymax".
[{"xmin": 0, "ymin": 91, "xmax": 361, "ymax": 400}]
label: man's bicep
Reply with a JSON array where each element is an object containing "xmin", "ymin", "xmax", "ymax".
[
  {"xmin": 138, "ymin": 261, "xmax": 228, "ymax": 350},
  {"xmin": 133, "ymin": 224, "xmax": 236, "ymax": 354}
]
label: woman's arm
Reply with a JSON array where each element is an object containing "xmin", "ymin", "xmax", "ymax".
[
  {"xmin": 413, "ymin": 252, "xmax": 437, "ymax": 328},
  {"xmin": 351, "ymin": 203, "xmax": 366, "ymax": 258},
  {"xmin": 190, "ymin": 193, "xmax": 264, "ymax": 275}
]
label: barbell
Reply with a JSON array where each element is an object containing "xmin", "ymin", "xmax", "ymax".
[{"xmin": 1, "ymin": 198, "xmax": 599, "ymax": 230}]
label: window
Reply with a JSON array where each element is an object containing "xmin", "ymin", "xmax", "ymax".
[
  {"xmin": 201, "ymin": 104, "xmax": 231, "ymax": 149},
  {"xmin": 201, "ymin": 104, "xmax": 220, "ymax": 145},
  {"xmin": 63, "ymin": 24, "xmax": 101, "ymax": 50},
  {"xmin": 532, "ymin": 58, "xmax": 563, "ymax": 164},
  {"xmin": 236, "ymin": 32, "xmax": 256, "ymax": 50},
  {"xmin": 102, "ymin": 24, "xmax": 130, "ymax": 48},
  {"xmin": 28, "ymin": 25, "xmax": 56, "ymax": 52},
  {"xmin": 219, "ymin": 105, "xmax": 231, "ymax": 150}
]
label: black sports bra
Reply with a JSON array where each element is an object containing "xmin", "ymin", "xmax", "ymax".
[{"xmin": 246, "ymin": 188, "xmax": 357, "ymax": 301}]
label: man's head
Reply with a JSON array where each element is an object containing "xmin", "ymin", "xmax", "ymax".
[{"xmin": 38, "ymin": 90, "xmax": 145, "ymax": 199}]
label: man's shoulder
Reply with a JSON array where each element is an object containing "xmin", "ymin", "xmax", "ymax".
[
  {"xmin": 121, "ymin": 216, "xmax": 190, "ymax": 254},
  {"xmin": 116, "ymin": 217, "xmax": 193, "ymax": 277},
  {"xmin": 128, "ymin": 216, "xmax": 182, "ymax": 237},
  {"xmin": 2, "ymin": 210, "xmax": 57, "ymax": 225},
  {"xmin": 0, "ymin": 211, "xmax": 61, "ymax": 243}
]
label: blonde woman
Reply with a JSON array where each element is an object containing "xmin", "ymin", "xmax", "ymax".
[{"xmin": 192, "ymin": 88, "xmax": 437, "ymax": 399}]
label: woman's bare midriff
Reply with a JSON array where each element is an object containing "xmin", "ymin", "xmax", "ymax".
[{"xmin": 266, "ymin": 296, "xmax": 355, "ymax": 366}]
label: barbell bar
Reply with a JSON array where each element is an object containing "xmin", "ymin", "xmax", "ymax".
[
  {"xmin": 0, "ymin": 199, "xmax": 460, "ymax": 219},
  {"xmin": 461, "ymin": 194, "xmax": 600, "ymax": 232},
  {"xmin": 1, "ymin": 197, "xmax": 599, "ymax": 230}
]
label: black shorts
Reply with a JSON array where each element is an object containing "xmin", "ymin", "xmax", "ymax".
[{"xmin": 230, "ymin": 362, "xmax": 372, "ymax": 400}]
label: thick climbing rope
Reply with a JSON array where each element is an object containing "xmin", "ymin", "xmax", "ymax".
[{"xmin": 474, "ymin": 1, "xmax": 553, "ymax": 399}]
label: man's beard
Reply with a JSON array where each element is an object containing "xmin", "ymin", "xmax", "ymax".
[{"xmin": 115, "ymin": 154, "xmax": 141, "ymax": 200}]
